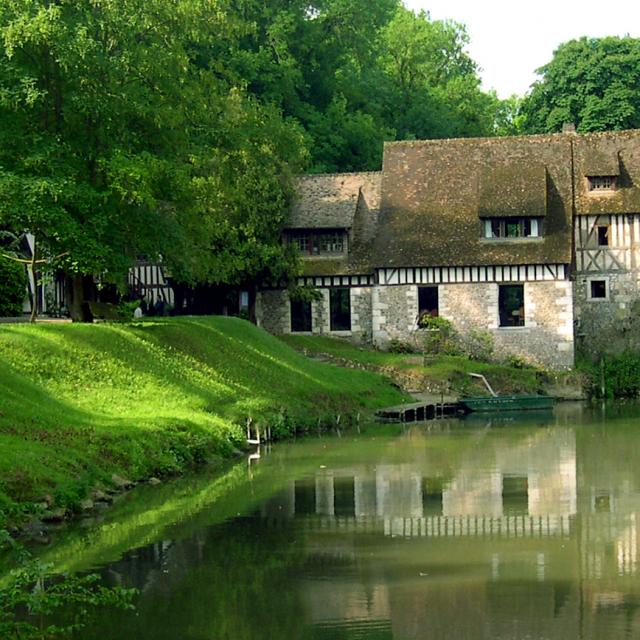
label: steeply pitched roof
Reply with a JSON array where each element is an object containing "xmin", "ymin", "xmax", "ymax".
[
  {"xmin": 374, "ymin": 135, "xmax": 574, "ymax": 268},
  {"xmin": 288, "ymin": 172, "xmax": 382, "ymax": 276},
  {"xmin": 478, "ymin": 161, "xmax": 547, "ymax": 218},
  {"xmin": 573, "ymin": 130, "xmax": 640, "ymax": 216},
  {"xmin": 288, "ymin": 173, "xmax": 367, "ymax": 229}
]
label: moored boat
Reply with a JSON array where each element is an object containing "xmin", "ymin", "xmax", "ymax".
[
  {"xmin": 460, "ymin": 372, "xmax": 554, "ymax": 413},
  {"xmin": 459, "ymin": 394, "xmax": 554, "ymax": 413}
]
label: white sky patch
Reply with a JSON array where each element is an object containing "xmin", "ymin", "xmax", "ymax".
[{"xmin": 403, "ymin": 0, "xmax": 640, "ymax": 98}]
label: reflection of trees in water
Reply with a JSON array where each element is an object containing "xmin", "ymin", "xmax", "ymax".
[
  {"xmin": 42, "ymin": 409, "xmax": 640, "ymax": 639},
  {"xmin": 85, "ymin": 519, "xmax": 307, "ymax": 640}
]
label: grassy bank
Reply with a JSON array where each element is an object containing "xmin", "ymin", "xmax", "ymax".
[
  {"xmin": 280, "ymin": 335, "xmax": 583, "ymax": 397},
  {"xmin": 0, "ymin": 317, "xmax": 406, "ymax": 525}
]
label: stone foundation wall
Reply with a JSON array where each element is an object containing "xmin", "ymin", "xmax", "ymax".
[
  {"xmin": 256, "ymin": 290, "xmax": 290, "ymax": 334},
  {"xmin": 257, "ymin": 287, "xmax": 372, "ymax": 342},
  {"xmin": 373, "ymin": 282, "xmax": 574, "ymax": 369},
  {"xmin": 574, "ymin": 272, "xmax": 640, "ymax": 355}
]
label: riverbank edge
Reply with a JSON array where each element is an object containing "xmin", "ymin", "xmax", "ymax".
[
  {"xmin": 0, "ymin": 318, "xmax": 407, "ymax": 537},
  {"xmin": 280, "ymin": 335, "xmax": 588, "ymax": 401}
]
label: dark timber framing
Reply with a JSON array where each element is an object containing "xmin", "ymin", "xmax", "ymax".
[{"xmin": 376, "ymin": 264, "xmax": 567, "ymax": 286}]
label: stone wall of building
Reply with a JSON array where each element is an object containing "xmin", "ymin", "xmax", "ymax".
[
  {"xmin": 257, "ymin": 287, "xmax": 372, "ymax": 342},
  {"xmin": 351, "ymin": 286, "xmax": 373, "ymax": 342},
  {"xmin": 372, "ymin": 284, "xmax": 418, "ymax": 344},
  {"xmin": 574, "ymin": 272, "xmax": 640, "ymax": 356},
  {"xmin": 373, "ymin": 282, "xmax": 574, "ymax": 369},
  {"xmin": 256, "ymin": 290, "xmax": 290, "ymax": 334}
]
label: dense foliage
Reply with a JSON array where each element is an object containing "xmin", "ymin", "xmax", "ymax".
[
  {"xmin": 581, "ymin": 351, "xmax": 640, "ymax": 399},
  {"xmin": 0, "ymin": 0, "xmax": 306, "ymax": 314},
  {"xmin": 224, "ymin": 1, "xmax": 499, "ymax": 171},
  {"xmin": 521, "ymin": 36, "xmax": 640, "ymax": 133},
  {"xmin": 0, "ymin": 257, "xmax": 26, "ymax": 316}
]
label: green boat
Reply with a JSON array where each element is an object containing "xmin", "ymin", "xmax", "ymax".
[
  {"xmin": 459, "ymin": 394, "xmax": 553, "ymax": 413},
  {"xmin": 459, "ymin": 373, "xmax": 553, "ymax": 413}
]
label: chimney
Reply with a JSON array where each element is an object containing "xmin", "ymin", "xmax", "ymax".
[{"xmin": 562, "ymin": 122, "xmax": 576, "ymax": 134}]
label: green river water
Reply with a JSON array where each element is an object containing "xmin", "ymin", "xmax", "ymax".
[{"xmin": 15, "ymin": 402, "xmax": 640, "ymax": 639}]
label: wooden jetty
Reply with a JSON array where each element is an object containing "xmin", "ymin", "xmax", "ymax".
[{"xmin": 376, "ymin": 401, "xmax": 462, "ymax": 423}]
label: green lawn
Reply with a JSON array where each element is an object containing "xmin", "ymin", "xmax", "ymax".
[{"xmin": 0, "ymin": 317, "xmax": 406, "ymax": 523}]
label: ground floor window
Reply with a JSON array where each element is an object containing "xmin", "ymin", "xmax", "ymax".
[
  {"xmin": 330, "ymin": 288, "xmax": 351, "ymax": 331},
  {"xmin": 290, "ymin": 298, "xmax": 312, "ymax": 332},
  {"xmin": 589, "ymin": 279, "xmax": 607, "ymax": 299},
  {"xmin": 499, "ymin": 284, "xmax": 525, "ymax": 327},
  {"xmin": 418, "ymin": 286, "xmax": 439, "ymax": 322}
]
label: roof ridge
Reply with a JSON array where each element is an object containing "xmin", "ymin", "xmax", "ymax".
[{"xmin": 296, "ymin": 171, "xmax": 382, "ymax": 179}]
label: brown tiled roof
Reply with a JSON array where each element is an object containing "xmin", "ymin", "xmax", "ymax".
[
  {"xmin": 573, "ymin": 130, "xmax": 640, "ymax": 216},
  {"xmin": 290, "ymin": 172, "xmax": 382, "ymax": 276},
  {"xmin": 478, "ymin": 161, "xmax": 547, "ymax": 218},
  {"xmin": 288, "ymin": 174, "xmax": 363, "ymax": 229},
  {"xmin": 375, "ymin": 135, "xmax": 574, "ymax": 268}
]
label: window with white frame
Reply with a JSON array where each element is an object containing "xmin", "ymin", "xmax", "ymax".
[
  {"xmin": 289, "ymin": 230, "xmax": 346, "ymax": 255},
  {"xmin": 588, "ymin": 279, "xmax": 608, "ymax": 300},
  {"xmin": 483, "ymin": 217, "xmax": 542, "ymax": 239}
]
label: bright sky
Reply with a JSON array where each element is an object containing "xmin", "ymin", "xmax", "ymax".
[{"xmin": 403, "ymin": 0, "xmax": 640, "ymax": 98}]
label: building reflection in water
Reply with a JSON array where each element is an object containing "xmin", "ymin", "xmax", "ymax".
[
  {"xmin": 94, "ymin": 414, "xmax": 640, "ymax": 640},
  {"xmin": 257, "ymin": 424, "xmax": 640, "ymax": 639}
]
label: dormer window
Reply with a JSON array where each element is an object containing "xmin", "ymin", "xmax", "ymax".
[
  {"xmin": 588, "ymin": 176, "xmax": 616, "ymax": 192},
  {"xmin": 483, "ymin": 217, "xmax": 541, "ymax": 239},
  {"xmin": 289, "ymin": 230, "xmax": 347, "ymax": 256}
]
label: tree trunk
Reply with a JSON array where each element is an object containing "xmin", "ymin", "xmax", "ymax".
[
  {"xmin": 68, "ymin": 273, "xmax": 94, "ymax": 322},
  {"xmin": 248, "ymin": 286, "xmax": 257, "ymax": 324},
  {"xmin": 29, "ymin": 239, "xmax": 38, "ymax": 323}
]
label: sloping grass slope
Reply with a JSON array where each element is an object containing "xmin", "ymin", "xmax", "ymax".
[
  {"xmin": 281, "ymin": 334, "xmax": 543, "ymax": 395},
  {"xmin": 0, "ymin": 317, "xmax": 405, "ymax": 520}
]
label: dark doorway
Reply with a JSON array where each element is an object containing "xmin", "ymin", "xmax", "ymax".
[
  {"xmin": 333, "ymin": 477, "xmax": 356, "ymax": 517},
  {"xmin": 330, "ymin": 288, "xmax": 351, "ymax": 331},
  {"xmin": 422, "ymin": 477, "xmax": 444, "ymax": 516},
  {"xmin": 294, "ymin": 479, "xmax": 316, "ymax": 515},
  {"xmin": 502, "ymin": 475, "xmax": 529, "ymax": 515},
  {"xmin": 290, "ymin": 299, "xmax": 312, "ymax": 332}
]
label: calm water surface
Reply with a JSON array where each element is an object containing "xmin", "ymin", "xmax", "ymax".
[{"xmin": 27, "ymin": 403, "xmax": 640, "ymax": 638}]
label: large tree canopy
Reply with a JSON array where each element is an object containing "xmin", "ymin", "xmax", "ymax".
[
  {"xmin": 521, "ymin": 36, "xmax": 640, "ymax": 134},
  {"xmin": 0, "ymin": 0, "xmax": 305, "ymax": 317},
  {"xmin": 220, "ymin": 1, "xmax": 499, "ymax": 172},
  {"xmin": 0, "ymin": 0, "xmax": 504, "ymax": 319}
]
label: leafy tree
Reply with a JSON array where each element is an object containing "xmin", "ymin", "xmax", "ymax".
[
  {"xmin": 521, "ymin": 36, "xmax": 640, "ymax": 133},
  {"xmin": 375, "ymin": 9, "xmax": 496, "ymax": 141},
  {"xmin": 492, "ymin": 94, "xmax": 526, "ymax": 137},
  {"xmin": 0, "ymin": 257, "xmax": 26, "ymax": 317},
  {"xmin": 0, "ymin": 0, "xmax": 304, "ymax": 320},
  {"xmin": 220, "ymin": 2, "xmax": 497, "ymax": 171}
]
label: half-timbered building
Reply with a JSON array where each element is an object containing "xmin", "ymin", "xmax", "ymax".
[
  {"xmin": 572, "ymin": 131, "xmax": 640, "ymax": 353},
  {"xmin": 257, "ymin": 133, "xmax": 578, "ymax": 369},
  {"xmin": 257, "ymin": 172, "xmax": 381, "ymax": 341}
]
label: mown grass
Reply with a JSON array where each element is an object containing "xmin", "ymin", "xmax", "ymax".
[
  {"xmin": 0, "ymin": 317, "xmax": 406, "ymax": 523},
  {"xmin": 281, "ymin": 334, "xmax": 545, "ymax": 395}
]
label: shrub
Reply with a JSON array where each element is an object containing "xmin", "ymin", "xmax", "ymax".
[
  {"xmin": 584, "ymin": 351, "xmax": 640, "ymax": 399},
  {"xmin": 388, "ymin": 338, "xmax": 415, "ymax": 353},
  {"xmin": 459, "ymin": 328, "xmax": 494, "ymax": 361},
  {"xmin": 418, "ymin": 316, "xmax": 460, "ymax": 355},
  {"xmin": 0, "ymin": 258, "xmax": 27, "ymax": 317},
  {"xmin": 0, "ymin": 530, "xmax": 137, "ymax": 639},
  {"xmin": 504, "ymin": 353, "xmax": 530, "ymax": 369}
]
